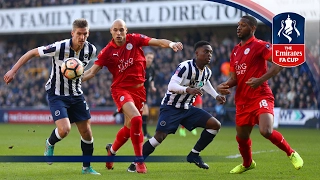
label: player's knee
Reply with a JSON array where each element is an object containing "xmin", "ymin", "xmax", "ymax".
[
  {"xmin": 81, "ymin": 129, "xmax": 92, "ymax": 140},
  {"xmin": 260, "ymin": 128, "xmax": 272, "ymax": 138},
  {"xmin": 206, "ymin": 117, "xmax": 221, "ymax": 130},
  {"xmin": 131, "ymin": 116, "xmax": 142, "ymax": 125},
  {"xmin": 58, "ymin": 127, "xmax": 71, "ymax": 138}
]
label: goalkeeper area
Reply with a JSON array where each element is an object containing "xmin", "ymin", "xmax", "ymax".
[{"xmin": 0, "ymin": 124, "xmax": 318, "ymax": 180}]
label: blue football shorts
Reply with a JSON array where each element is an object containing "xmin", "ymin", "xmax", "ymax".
[
  {"xmin": 156, "ymin": 105, "xmax": 213, "ymax": 134},
  {"xmin": 47, "ymin": 94, "xmax": 91, "ymax": 122}
]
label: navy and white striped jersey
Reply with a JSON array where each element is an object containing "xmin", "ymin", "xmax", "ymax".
[
  {"xmin": 38, "ymin": 38, "xmax": 97, "ymax": 96},
  {"xmin": 161, "ymin": 59, "xmax": 212, "ymax": 109}
]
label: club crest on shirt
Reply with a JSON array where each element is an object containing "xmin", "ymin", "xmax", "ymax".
[
  {"xmin": 265, "ymin": 43, "xmax": 271, "ymax": 49},
  {"xmin": 175, "ymin": 67, "xmax": 182, "ymax": 74},
  {"xmin": 45, "ymin": 43, "xmax": 55, "ymax": 50},
  {"xmin": 126, "ymin": 43, "xmax": 133, "ymax": 50},
  {"xmin": 244, "ymin": 48, "xmax": 250, "ymax": 55}
]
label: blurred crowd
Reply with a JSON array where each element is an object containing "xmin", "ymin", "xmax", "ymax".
[
  {"xmin": 0, "ymin": 0, "xmax": 153, "ymax": 8},
  {"xmin": 0, "ymin": 25, "xmax": 318, "ymax": 111},
  {"xmin": 0, "ymin": 1, "xmax": 319, "ymax": 112}
]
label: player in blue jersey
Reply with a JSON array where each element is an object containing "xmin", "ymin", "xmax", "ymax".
[
  {"xmin": 3, "ymin": 18, "xmax": 100, "ymax": 175},
  {"xmin": 127, "ymin": 40, "xmax": 226, "ymax": 172}
]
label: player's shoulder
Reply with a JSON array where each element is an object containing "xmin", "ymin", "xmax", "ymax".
[
  {"xmin": 128, "ymin": 33, "xmax": 150, "ymax": 40},
  {"xmin": 85, "ymin": 40, "xmax": 96, "ymax": 48},
  {"xmin": 58, "ymin": 39, "xmax": 70, "ymax": 44},
  {"xmin": 254, "ymin": 38, "xmax": 270, "ymax": 46},
  {"xmin": 99, "ymin": 42, "xmax": 114, "ymax": 55},
  {"xmin": 254, "ymin": 38, "xmax": 272, "ymax": 51},
  {"xmin": 179, "ymin": 59, "xmax": 193, "ymax": 66}
]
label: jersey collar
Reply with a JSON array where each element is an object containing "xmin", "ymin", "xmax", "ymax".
[{"xmin": 238, "ymin": 36, "xmax": 256, "ymax": 47}]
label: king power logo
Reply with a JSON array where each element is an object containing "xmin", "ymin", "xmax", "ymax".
[{"xmin": 272, "ymin": 12, "xmax": 305, "ymax": 67}]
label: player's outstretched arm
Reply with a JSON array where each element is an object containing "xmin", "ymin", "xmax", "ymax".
[
  {"xmin": 82, "ymin": 64, "xmax": 102, "ymax": 82},
  {"xmin": 217, "ymin": 72, "xmax": 237, "ymax": 95},
  {"xmin": 148, "ymin": 38, "xmax": 183, "ymax": 52},
  {"xmin": 202, "ymin": 81, "xmax": 226, "ymax": 104},
  {"xmin": 4, "ymin": 48, "xmax": 39, "ymax": 84}
]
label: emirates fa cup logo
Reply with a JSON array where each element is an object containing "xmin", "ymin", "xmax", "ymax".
[
  {"xmin": 272, "ymin": 12, "xmax": 305, "ymax": 67},
  {"xmin": 277, "ymin": 15, "xmax": 300, "ymax": 43}
]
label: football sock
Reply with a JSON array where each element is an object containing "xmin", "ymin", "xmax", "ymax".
[
  {"xmin": 142, "ymin": 115, "xmax": 148, "ymax": 135},
  {"xmin": 48, "ymin": 128, "xmax": 62, "ymax": 145},
  {"xmin": 193, "ymin": 129, "xmax": 218, "ymax": 152},
  {"xmin": 111, "ymin": 126, "xmax": 130, "ymax": 152},
  {"xmin": 130, "ymin": 116, "xmax": 144, "ymax": 157},
  {"xmin": 143, "ymin": 137, "xmax": 160, "ymax": 159},
  {"xmin": 81, "ymin": 137, "xmax": 94, "ymax": 167},
  {"xmin": 268, "ymin": 130, "xmax": 294, "ymax": 156},
  {"xmin": 236, "ymin": 136, "xmax": 252, "ymax": 167}
]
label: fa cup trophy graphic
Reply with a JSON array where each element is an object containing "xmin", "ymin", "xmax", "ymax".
[{"xmin": 277, "ymin": 15, "xmax": 300, "ymax": 43}]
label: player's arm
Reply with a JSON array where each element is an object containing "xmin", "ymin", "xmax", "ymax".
[
  {"xmin": 246, "ymin": 57, "xmax": 283, "ymax": 88},
  {"xmin": 217, "ymin": 72, "xmax": 237, "ymax": 95},
  {"xmin": 168, "ymin": 78, "xmax": 203, "ymax": 95},
  {"xmin": 202, "ymin": 81, "xmax": 226, "ymax": 104},
  {"xmin": 148, "ymin": 38, "xmax": 183, "ymax": 52},
  {"xmin": 82, "ymin": 64, "xmax": 102, "ymax": 82},
  {"xmin": 4, "ymin": 48, "xmax": 40, "ymax": 84},
  {"xmin": 150, "ymin": 80, "xmax": 156, "ymax": 92}
]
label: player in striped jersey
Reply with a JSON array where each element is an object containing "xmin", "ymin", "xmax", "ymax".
[
  {"xmin": 141, "ymin": 41, "xmax": 226, "ymax": 170},
  {"xmin": 3, "ymin": 18, "xmax": 100, "ymax": 175}
]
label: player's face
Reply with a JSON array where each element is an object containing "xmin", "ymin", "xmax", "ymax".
[
  {"xmin": 71, "ymin": 27, "xmax": 89, "ymax": 48},
  {"xmin": 110, "ymin": 22, "xmax": 127, "ymax": 45},
  {"xmin": 196, "ymin": 45, "xmax": 213, "ymax": 65},
  {"xmin": 237, "ymin": 18, "xmax": 254, "ymax": 40},
  {"xmin": 145, "ymin": 54, "xmax": 154, "ymax": 67}
]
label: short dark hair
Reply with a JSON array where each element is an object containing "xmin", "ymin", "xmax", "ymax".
[
  {"xmin": 72, "ymin": 18, "xmax": 88, "ymax": 30},
  {"xmin": 194, "ymin": 41, "xmax": 211, "ymax": 52},
  {"xmin": 242, "ymin": 15, "xmax": 258, "ymax": 27}
]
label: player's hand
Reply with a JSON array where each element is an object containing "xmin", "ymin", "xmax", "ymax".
[
  {"xmin": 245, "ymin": 77, "xmax": 263, "ymax": 88},
  {"xmin": 151, "ymin": 86, "xmax": 157, "ymax": 93},
  {"xmin": 186, "ymin": 88, "xmax": 203, "ymax": 96},
  {"xmin": 171, "ymin": 42, "xmax": 183, "ymax": 52},
  {"xmin": 215, "ymin": 95, "xmax": 226, "ymax": 104},
  {"xmin": 217, "ymin": 82, "xmax": 230, "ymax": 95},
  {"xmin": 3, "ymin": 70, "xmax": 16, "ymax": 84}
]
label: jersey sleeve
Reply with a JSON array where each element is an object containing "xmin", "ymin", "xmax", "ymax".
[
  {"xmin": 131, "ymin": 33, "xmax": 152, "ymax": 47},
  {"xmin": 168, "ymin": 63, "xmax": 188, "ymax": 94},
  {"xmin": 95, "ymin": 46, "xmax": 108, "ymax": 67},
  {"xmin": 37, "ymin": 41, "xmax": 60, "ymax": 57},
  {"xmin": 229, "ymin": 48, "xmax": 236, "ymax": 72},
  {"xmin": 90, "ymin": 44, "xmax": 97, "ymax": 60},
  {"xmin": 171, "ymin": 63, "xmax": 187, "ymax": 83},
  {"xmin": 261, "ymin": 42, "xmax": 272, "ymax": 60}
]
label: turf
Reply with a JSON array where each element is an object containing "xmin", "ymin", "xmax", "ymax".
[{"xmin": 0, "ymin": 124, "xmax": 319, "ymax": 180}]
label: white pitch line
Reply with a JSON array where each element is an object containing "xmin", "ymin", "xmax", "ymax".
[{"xmin": 226, "ymin": 150, "xmax": 279, "ymax": 159}]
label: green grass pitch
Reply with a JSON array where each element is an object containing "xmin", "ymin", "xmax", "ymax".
[{"xmin": 0, "ymin": 124, "xmax": 319, "ymax": 180}]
